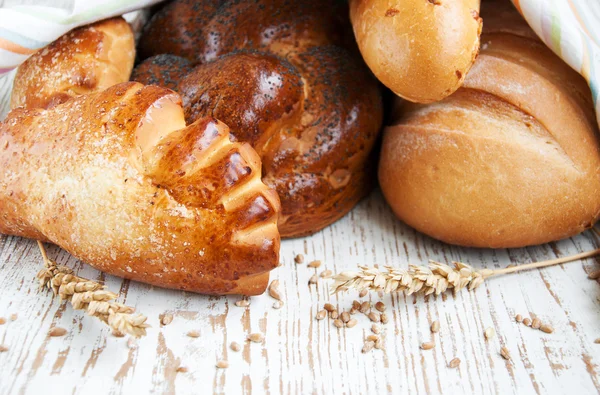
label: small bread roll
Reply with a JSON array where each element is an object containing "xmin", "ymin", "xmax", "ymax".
[
  {"xmin": 11, "ymin": 17, "xmax": 135, "ymax": 110},
  {"xmin": 379, "ymin": 1, "xmax": 600, "ymax": 248},
  {"xmin": 350, "ymin": 0, "xmax": 481, "ymax": 103}
]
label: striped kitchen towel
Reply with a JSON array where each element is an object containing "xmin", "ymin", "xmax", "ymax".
[{"xmin": 513, "ymin": 0, "xmax": 600, "ymax": 122}]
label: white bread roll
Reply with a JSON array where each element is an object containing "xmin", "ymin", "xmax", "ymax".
[{"xmin": 379, "ymin": 0, "xmax": 600, "ymax": 248}]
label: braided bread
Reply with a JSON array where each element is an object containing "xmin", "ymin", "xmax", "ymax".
[
  {"xmin": 133, "ymin": 0, "xmax": 383, "ymax": 238},
  {"xmin": 0, "ymin": 82, "xmax": 280, "ymax": 295}
]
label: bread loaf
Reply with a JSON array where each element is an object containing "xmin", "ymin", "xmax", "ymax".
[
  {"xmin": 0, "ymin": 82, "xmax": 281, "ymax": 295},
  {"xmin": 379, "ymin": 0, "xmax": 600, "ymax": 248},
  {"xmin": 10, "ymin": 17, "xmax": 135, "ymax": 110},
  {"xmin": 349, "ymin": 0, "xmax": 481, "ymax": 103},
  {"xmin": 133, "ymin": 0, "xmax": 383, "ymax": 238}
]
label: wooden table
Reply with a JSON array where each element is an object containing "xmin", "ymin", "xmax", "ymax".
[{"xmin": 1, "ymin": 190, "xmax": 599, "ymax": 394}]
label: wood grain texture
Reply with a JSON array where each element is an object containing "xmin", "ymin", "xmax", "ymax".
[{"xmin": 0, "ymin": 190, "xmax": 599, "ymax": 395}]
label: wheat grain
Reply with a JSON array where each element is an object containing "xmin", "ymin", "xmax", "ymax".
[
  {"xmin": 294, "ymin": 254, "xmax": 304, "ymax": 264},
  {"xmin": 160, "ymin": 313, "xmax": 173, "ymax": 326},
  {"xmin": 49, "ymin": 327, "xmax": 67, "ymax": 337},
  {"xmin": 316, "ymin": 310, "xmax": 327, "ymax": 320},
  {"xmin": 371, "ymin": 324, "xmax": 381, "ymax": 334},
  {"xmin": 484, "ymin": 327, "xmax": 495, "ymax": 340},
  {"xmin": 421, "ymin": 341, "xmax": 435, "ymax": 350},
  {"xmin": 515, "ymin": 314, "xmax": 523, "ymax": 323},
  {"xmin": 375, "ymin": 302, "xmax": 386, "ymax": 312},
  {"xmin": 272, "ymin": 300, "xmax": 284, "ymax": 309},
  {"xmin": 176, "ymin": 366, "xmax": 188, "ymax": 373},
  {"xmin": 594, "ymin": 338, "xmax": 600, "ymax": 344},
  {"xmin": 0, "ymin": 318, "xmax": 5, "ymax": 325},
  {"xmin": 216, "ymin": 360, "xmax": 229, "ymax": 369},
  {"xmin": 346, "ymin": 319, "xmax": 358, "ymax": 328},
  {"xmin": 324, "ymin": 303, "xmax": 335, "ymax": 312},
  {"xmin": 341, "ymin": 312, "xmax": 351, "ymax": 323},
  {"xmin": 366, "ymin": 335, "xmax": 380, "ymax": 342},
  {"xmin": 248, "ymin": 333, "xmax": 264, "ymax": 343},
  {"xmin": 308, "ymin": 275, "xmax": 318, "ymax": 285},
  {"xmin": 359, "ymin": 302, "xmax": 370, "ymax": 314},
  {"xmin": 500, "ymin": 347, "xmax": 511, "ymax": 361},
  {"xmin": 187, "ymin": 330, "xmax": 200, "ymax": 338},
  {"xmin": 430, "ymin": 321, "xmax": 440, "ymax": 333},
  {"xmin": 362, "ymin": 341, "xmax": 375, "ymax": 353},
  {"xmin": 235, "ymin": 299, "xmax": 250, "ymax": 307},
  {"xmin": 531, "ymin": 318, "xmax": 541, "ymax": 329},
  {"xmin": 368, "ymin": 312, "xmax": 380, "ymax": 323},
  {"xmin": 523, "ymin": 318, "xmax": 532, "ymax": 327},
  {"xmin": 10, "ymin": 313, "xmax": 17, "ymax": 321},
  {"xmin": 448, "ymin": 358, "xmax": 461, "ymax": 368},
  {"xmin": 540, "ymin": 324, "xmax": 554, "ymax": 334},
  {"xmin": 333, "ymin": 319, "xmax": 344, "ymax": 328},
  {"xmin": 308, "ymin": 260, "xmax": 322, "ymax": 268},
  {"xmin": 230, "ymin": 342, "xmax": 241, "ymax": 352},
  {"xmin": 268, "ymin": 280, "xmax": 282, "ymax": 301},
  {"xmin": 320, "ymin": 270, "xmax": 333, "ymax": 279},
  {"xmin": 36, "ymin": 241, "xmax": 149, "ymax": 338},
  {"xmin": 330, "ymin": 310, "xmax": 339, "ymax": 320},
  {"xmin": 380, "ymin": 313, "xmax": 389, "ymax": 324},
  {"xmin": 359, "ymin": 289, "xmax": 368, "ymax": 298},
  {"xmin": 332, "ymin": 249, "xmax": 600, "ymax": 297},
  {"xmin": 588, "ymin": 269, "xmax": 600, "ymax": 279},
  {"xmin": 0, "ymin": 345, "xmax": 7, "ymax": 352}
]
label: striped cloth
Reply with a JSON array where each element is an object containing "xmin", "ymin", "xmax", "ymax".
[{"xmin": 513, "ymin": 0, "xmax": 600, "ymax": 122}]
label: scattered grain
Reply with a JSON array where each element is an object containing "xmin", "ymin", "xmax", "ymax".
[
  {"xmin": 421, "ymin": 341, "xmax": 435, "ymax": 350},
  {"xmin": 0, "ymin": 345, "xmax": 8, "ymax": 352},
  {"xmin": 49, "ymin": 327, "xmax": 67, "ymax": 337},
  {"xmin": 540, "ymin": 324, "xmax": 554, "ymax": 334},
  {"xmin": 375, "ymin": 339, "xmax": 383, "ymax": 349},
  {"xmin": 430, "ymin": 321, "xmax": 440, "ymax": 333},
  {"xmin": 368, "ymin": 312, "xmax": 381, "ymax": 323},
  {"xmin": 0, "ymin": 318, "xmax": 5, "ymax": 325},
  {"xmin": 523, "ymin": 318, "xmax": 532, "ymax": 327},
  {"xmin": 588, "ymin": 269, "xmax": 600, "ymax": 279},
  {"xmin": 176, "ymin": 366, "xmax": 188, "ymax": 373},
  {"xmin": 346, "ymin": 319, "xmax": 358, "ymax": 328},
  {"xmin": 360, "ymin": 302, "xmax": 370, "ymax": 313},
  {"xmin": 248, "ymin": 333, "xmax": 264, "ymax": 343},
  {"xmin": 235, "ymin": 300, "xmax": 250, "ymax": 307},
  {"xmin": 352, "ymin": 300, "xmax": 361, "ymax": 311},
  {"xmin": 187, "ymin": 330, "xmax": 200, "ymax": 338},
  {"xmin": 484, "ymin": 327, "xmax": 495, "ymax": 340},
  {"xmin": 340, "ymin": 312, "xmax": 351, "ymax": 323},
  {"xmin": 380, "ymin": 313, "xmax": 389, "ymax": 324},
  {"xmin": 272, "ymin": 300, "xmax": 284, "ymax": 309},
  {"xmin": 366, "ymin": 335, "xmax": 380, "ymax": 342},
  {"xmin": 448, "ymin": 358, "xmax": 461, "ymax": 368},
  {"xmin": 9, "ymin": 313, "xmax": 17, "ymax": 321},
  {"xmin": 308, "ymin": 275, "xmax": 318, "ymax": 284},
  {"xmin": 160, "ymin": 313, "xmax": 173, "ymax": 326},
  {"xmin": 308, "ymin": 260, "xmax": 322, "ymax": 268},
  {"xmin": 531, "ymin": 318, "xmax": 541, "ymax": 329},
  {"xmin": 500, "ymin": 346, "xmax": 511, "ymax": 361},
  {"xmin": 320, "ymin": 270, "xmax": 333, "ymax": 278},
  {"xmin": 112, "ymin": 329, "xmax": 125, "ymax": 338},
  {"xmin": 330, "ymin": 310, "xmax": 339, "ymax": 320},
  {"xmin": 294, "ymin": 254, "xmax": 304, "ymax": 264},
  {"xmin": 268, "ymin": 280, "xmax": 282, "ymax": 301},
  {"xmin": 216, "ymin": 360, "xmax": 229, "ymax": 369},
  {"xmin": 375, "ymin": 302, "xmax": 386, "ymax": 312},
  {"xmin": 515, "ymin": 314, "xmax": 523, "ymax": 323},
  {"xmin": 362, "ymin": 341, "xmax": 375, "ymax": 353},
  {"xmin": 230, "ymin": 342, "xmax": 241, "ymax": 352},
  {"xmin": 371, "ymin": 324, "xmax": 381, "ymax": 334},
  {"xmin": 333, "ymin": 319, "xmax": 344, "ymax": 328},
  {"xmin": 324, "ymin": 303, "xmax": 336, "ymax": 312},
  {"xmin": 359, "ymin": 289, "xmax": 368, "ymax": 298},
  {"xmin": 316, "ymin": 310, "xmax": 327, "ymax": 320},
  {"xmin": 594, "ymin": 338, "xmax": 600, "ymax": 344}
]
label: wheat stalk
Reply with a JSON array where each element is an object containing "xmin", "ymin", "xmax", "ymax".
[
  {"xmin": 36, "ymin": 241, "xmax": 149, "ymax": 338},
  {"xmin": 332, "ymin": 247, "xmax": 600, "ymax": 295}
]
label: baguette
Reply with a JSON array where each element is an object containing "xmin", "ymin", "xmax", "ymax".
[{"xmin": 0, "ymin": 82, "xmax": 281, "ymax": 295}]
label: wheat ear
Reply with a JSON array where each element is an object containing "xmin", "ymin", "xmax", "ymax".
[
  {"xmin": 36, "ymin": 241, "xmax": 149, "ymax": 337},
  {"xmin": 332, "ymin": 248, "xmax": 600, "ymax": 296}
]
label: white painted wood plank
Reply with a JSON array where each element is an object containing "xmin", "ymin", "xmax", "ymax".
[{"xmin": 1, "ymin": 190, "xmax": 599, "ymax": 395}]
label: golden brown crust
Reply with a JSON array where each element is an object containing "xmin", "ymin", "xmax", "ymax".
[
  {"xmin": 0, "ymin": 82, "xmax": 281, "ymax": 295},
  {"xmin": 378, "ymin": 2, "xmax": 600, "ymax": 248},
  {"xmin": 10, "ymin": 17, "xmax": 135, "ymax": 110},
  {"xmin": 135, "ymin": 0, "xmax": 383, "ymax": 238},
  {"xmin": 349, "ymin": 0, "xmax": 481, "ymax": 103}
]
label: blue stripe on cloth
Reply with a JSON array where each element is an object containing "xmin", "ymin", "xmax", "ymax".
[{"xmin": 0, "ymin": 27, "xmax": 49, "ymax": 50}]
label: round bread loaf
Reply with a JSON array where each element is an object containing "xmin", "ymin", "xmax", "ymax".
[
  {"xmin": 134, "ymin": 0, "xmax": 383, "ymax": 238},
  {"xmin": 349, "ymin": 0, "xmax": 481, "ymax": 103},
  {"xmin": 379, "ymin": 1, "xmax": 600, "ymax": 248}
]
